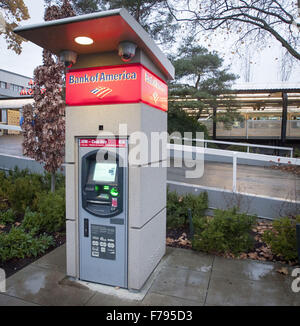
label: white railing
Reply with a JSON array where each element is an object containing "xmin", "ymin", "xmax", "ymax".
[
  {"xmin": 178, "ymin": 137, "xmax": 294, "ymax": 157},
  {"xmin": 168, "ymin": 143, "xmax": 300, "ymax": 193},
  {"xmin": 0, "ymin": 124, "xmax": 22, "ymax": 132}
]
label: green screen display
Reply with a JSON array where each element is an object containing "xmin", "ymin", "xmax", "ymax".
[{"xmin": 93, "ymin": 163, "xmax": 117, "ymax": 183}]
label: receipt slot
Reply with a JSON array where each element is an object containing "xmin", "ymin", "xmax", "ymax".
[{"xmin": 79, "ymin": 138, "xmax": 128, "ymax": 287}]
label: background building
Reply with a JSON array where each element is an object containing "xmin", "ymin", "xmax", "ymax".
[
  {"xmin": 0, "ymin": 69, "xmax": 32, "ymax": 134},
  {"xmin": 0, "ymin": 69, "xmax": 31, "ymax": 98}
]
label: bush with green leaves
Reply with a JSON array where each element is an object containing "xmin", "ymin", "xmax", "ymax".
[
  {"xmin": 167, "ymin": 189, "xmax": 208, "ymax": 229},
  {"xmin": 227, "ymin": 145, "xmax": 249, "ymax": 152},
  {"xmin": 23, "ymin": 187, "xmax": 65, "ymax": 234},
  {"xmin": 0, "ymin": 170, "xmax": 9, "ymax": 211},
  {"xmin": 192, "ymin": 208, "xmax": 257, "ymax": 256},
  {"xmin": 0, "ymin": 209, "xmax": 15, "ymax": 225},
  {"xmin": 0, "ymin": 168, "xmax": 44, "ymax": 215},
  {"xmin": 263, "ymin": 216, "xmax": 300, "ymax": 261},
  {"xmin": 4, "ymin": 175, "xmax": 43, "ymax": 215},
  {"xmin": 41, "ymin": 172, "xmax": 65, "ymax": 192},
  {"xmin": 7, "ymin": 167, "xmax": 33, "ymax": 180},
  {"xmin": 0, "ymin": 226, "xmax": 54, "ymax": 262},
  {"xmin": 0, "ymin": 167, "xmax": 65, "ymax": 216}
]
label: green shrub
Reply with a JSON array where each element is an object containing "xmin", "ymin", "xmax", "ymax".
[
  {"xmin": 4, "ymin": 175, "xmax": 43, "ymax": 215},
  {"xmin": 7, "ymin": 167, "xmax": 32, "ymax": 180},
  {"xmin": 263, "ymin": 216, "xmax": 300, "ymax": 261},
  {"xmin": 182, "ymin": 192, "xmax": 208, "ymax": 218},
  {"xmin": 294, "ymin": 148, "xmax": 300, "ymax": 158},
  {"xmin": 192, "ymin": 208, "xmax": 256, "ymax": 256},
  {"xmin": 0, "ymin": 168, "xmax": 65, "ymax": 216},
  {"xmin": 21, "ymin": 209, "xmax": 41, "ymax": 234},
  {"xmin": 167, "ymin": 189, "xmax": 208, "ymax": 229},
  {"xmin": 41, "ymin": 173, "xmax": 65, "ymax": 191},
  {"xmin": 166, "ymin": 189, "xmax": 183, "ymax": 228},
  {"xmin": 23, "ymin": 188, "xmax": 65, "ymax": 233},
  {"xmin": 0, "ymin": 171, "xmax": 9, "ymax": 211},
  {"xmin": 207, "ymin": 142, "xmax": 219, "ymax": 149},
  {"xmin": 227, "ymin": 145, "xmax": 248, "ymax": 152},
  {"xmin": 0, "ymin": 226, "xmax": 54, "ymax": 262},
  {"xmin": 0, "ymin": 209, "xmax": 15, "ymax": 225}
]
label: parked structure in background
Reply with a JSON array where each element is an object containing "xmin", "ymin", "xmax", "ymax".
[
  {"xmin": 0, "ymin": 69, "xmax": 32, "ymax": 135},
  {"xmin": 197, "ymin": 84, "xmax": 300, "ymax": 142}
]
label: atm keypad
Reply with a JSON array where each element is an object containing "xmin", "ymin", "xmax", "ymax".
[{"xmin": 91, "ymin": 225, "xmax": 116, "ymax": 260}]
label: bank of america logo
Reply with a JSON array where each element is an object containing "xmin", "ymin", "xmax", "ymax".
[
  {"xmin": 90, "ymin": 86, "xmax": 112, "ymax": 99},
  {"xmin": 153, "ymin": 91, "xmax": 159, "ymax": 103}
]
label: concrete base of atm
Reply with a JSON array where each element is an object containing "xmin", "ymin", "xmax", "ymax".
[
  {"xmin": 68, "ymin": 243, "xmax": 170, "ymax": 300},
  {"xmin": 128, "ymin": 208, "xmax": 166, "ymax": 290}
]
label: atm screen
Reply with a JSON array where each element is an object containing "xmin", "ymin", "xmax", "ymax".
[{"xmin": 93, "ymin": 163, "xmax": 117, "ymax": 182}]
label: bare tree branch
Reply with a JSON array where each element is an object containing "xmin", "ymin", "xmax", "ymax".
[{"xmin": 165, "ymin": 0, "xmax": 300, "ymax": 61}]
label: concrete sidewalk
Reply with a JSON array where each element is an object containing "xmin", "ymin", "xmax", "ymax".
[{"xmin": 0, "ymin": 244, "xmax": 299, "ymax": 306}]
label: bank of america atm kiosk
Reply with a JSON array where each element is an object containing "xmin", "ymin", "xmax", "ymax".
[
  {"xmin": 14, "ymin": 8, "xmax": 174, "ymax": 291},
  {"xmin": 79, "ymin": 138, "xmax": 128, "ymax": 287}
]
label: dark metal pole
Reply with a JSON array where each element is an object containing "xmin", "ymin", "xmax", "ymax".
[
  {"xmin": 188, "ymin": 208, "xmax": 194, "ymax": 240},
  {"xmin": 281, "ymin": 92, "xmax": 288, "ymax": 144},
  {"xmin": 296, "ymin": 223, "xmax": 300, "ymax": 264},
  {"xmin": 213, "ymin": 106, "xmax": 217, "ymax": 140}
]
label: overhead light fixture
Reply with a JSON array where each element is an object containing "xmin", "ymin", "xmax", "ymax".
[{"xmin": 75, "ymin": 36, "xmax": 94, "ymax": 45}]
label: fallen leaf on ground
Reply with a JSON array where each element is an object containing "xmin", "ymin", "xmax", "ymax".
[
  {"xmin": 276, "ymin": 267, "xmax": 289, "ymax": 275},
  {"xmin": 15, "ymin": 222, "xmax": 21, "ymax": 226},
  {"xmin": 260, "ymin": 246, "xmax": 270, "ymax": 253},
  {"xmin": 166, "ymin": 237, "xmax": 174, "ymax": 245},
  {"xmin": 257, "ymin": 256, "xmax": 266, "ymax": 261},
  {"xmin": 248, "ymin": 252, "xmax": 258, "ymax": 259}
]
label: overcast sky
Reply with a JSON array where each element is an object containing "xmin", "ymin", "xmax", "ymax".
[{"xmin": 0, "ymin": 0, "xmax": 300, "ymax": 86}]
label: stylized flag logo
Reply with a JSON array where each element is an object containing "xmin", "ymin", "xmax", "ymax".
[
  {"xmin": 90, "ymin": 86, "xmax": 112, "ymax": 99},
  {"xmin": 153, "ymin": 91, "xmax": 159, "ymax": 104}
]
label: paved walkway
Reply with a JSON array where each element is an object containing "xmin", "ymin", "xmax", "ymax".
[
  {"xmin": 0, "ymin": 135, "xmax": 23, "ymax": 156},
  {"xmin": 0, "ymin": 245, "xmax": 299, "ymax": 306},
  {"xmin": 168, "ymin": 162, "xmax": 300, "ymax": 200}
]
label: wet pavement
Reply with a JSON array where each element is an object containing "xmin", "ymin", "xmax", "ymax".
[
  {"xmin": 0, "ymin": 245, "xmax": 299, "ymax": 306},
  {"xmin": 0, "ymin": 135, "xmax": 23, "ymax": 156}
]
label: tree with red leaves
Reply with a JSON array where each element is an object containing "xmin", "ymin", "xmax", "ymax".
[{"xmin": 22, "ymin": 0, "xmax": 75, "ymax": 192}]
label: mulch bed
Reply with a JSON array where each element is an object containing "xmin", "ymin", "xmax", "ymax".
[
  {"xmin": 0, "ymin": 232, "xmax": 66, "ymax": 278},
  {"xmin": 166, "ymin": 219, "xmax": 300, "ymax": 267}
]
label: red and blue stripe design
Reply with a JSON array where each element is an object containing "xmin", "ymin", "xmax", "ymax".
[{"xmin": 90, "ymin": 86, "xmax": 112, "ymax": 99}]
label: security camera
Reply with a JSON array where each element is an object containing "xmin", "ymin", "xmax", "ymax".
[
  {"xmin": 59, "ymin": 50, "xmax": 78, "ymax": 68},
  {"xmin": 118, "ymin": 41, "xmax": 137, "ymax": 62}
]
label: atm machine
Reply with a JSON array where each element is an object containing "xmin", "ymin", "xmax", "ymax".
[
  {"xmin": 14, "ymin": 8, "xmax": 174, "ymax": 291},
  {"xmin": 78, "ymin": 137, "xmax": 128, "ymax": 287}
]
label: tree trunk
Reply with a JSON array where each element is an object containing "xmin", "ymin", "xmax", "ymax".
[{"xmin": 51, "ymin": 172, "xmax": 55, "ymax": 193}]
